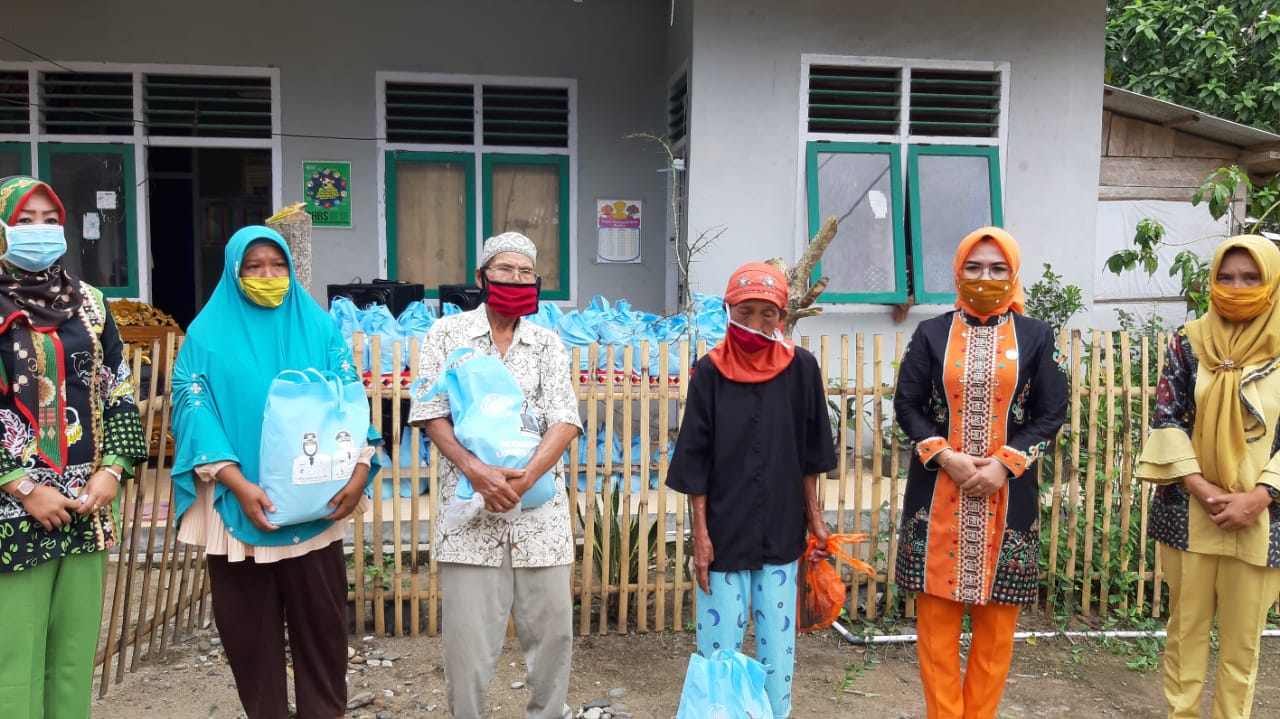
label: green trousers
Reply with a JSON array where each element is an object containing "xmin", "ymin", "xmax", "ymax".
[{"xmin": 0, "ymin": 551, "xmax": 106, "ymax": 719}]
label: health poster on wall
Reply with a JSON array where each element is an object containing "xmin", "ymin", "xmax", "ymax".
[
  {"xmin": 596, "ymin": 199, "xmax": 641, "ymax": 263},
  {"xmin": 302, "ymin": 161, "xmax": 352, "ymax": 227}
]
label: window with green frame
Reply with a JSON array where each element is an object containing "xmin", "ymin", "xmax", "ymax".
[
  {"xmin": 37, "ymin": 143, "xmax": 138, "ymax": 297},
  {"xmin": 806, "ymin": 142, "xmax": 1002, "ymax": 305},
  {"xmin": 386, "ymin": 151, "xmax": 570, "ymax": 300},
  {"xmin": 0, "ymin": 142, "xmax": 30, "ymax": 178}
]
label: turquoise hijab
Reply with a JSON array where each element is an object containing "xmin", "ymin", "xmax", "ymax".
[{"xmin": 171, "ymin": 226, "xmax": 374, "ymax": 546}]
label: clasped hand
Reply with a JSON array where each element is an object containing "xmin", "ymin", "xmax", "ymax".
[
  {"xmin": 944, "ymin": 452, "xmax": 1009, "ymax": 498},
  {"xmin": 1185, "ymin": 473, "xmax": 1270, "ymax": 532},
  {"xmin": 466, "ymin": 461, "xmax": 529, "ymax": 513}
]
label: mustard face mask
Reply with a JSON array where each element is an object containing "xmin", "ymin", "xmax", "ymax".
[
  {"xmin": 1210, "ymin": 283, "xmax": 1273, "ymax": 322},
  {"xmin": 240, "ymin": 276, "xmax": 290, "ymax": 308}
]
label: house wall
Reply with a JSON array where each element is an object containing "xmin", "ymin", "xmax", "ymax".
[
  {"xmin": 1099, "ymin": 112, "xmax": 1241, "ymax": 202},
  {"xmin": 0, "ymin": 0, "xmax": 672, "ymax": 312},
  {"xmin": 686, "ymin": 0, "xmax": 1108, "ymax": 339}
]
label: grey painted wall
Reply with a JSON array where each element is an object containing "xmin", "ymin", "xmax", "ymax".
[
  {"xmin": 0, "ymin": 0, "xmax": 672, "ymax": 313},
  {"xmin": 686, "ymin": 0, "xmax": 1107, "ymax": 340}
]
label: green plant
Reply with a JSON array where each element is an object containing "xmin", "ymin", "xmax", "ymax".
[
  {"xmin": 579, "ymin": 488, "xmax": 661, "ymax": 608},
  {"xmin": 1023, "ymin": 262, "xmax": 1085, "ymax": 332}
]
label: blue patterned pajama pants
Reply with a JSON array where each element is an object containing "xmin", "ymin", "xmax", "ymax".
[{"xmin": 694, "ymin": 560, "xmax": 798, "ymax": 719}]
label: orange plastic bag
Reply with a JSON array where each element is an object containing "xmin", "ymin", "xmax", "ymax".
[{"xmin": 796, "ymin": 533, "xmax": 876, "ymax": 633}]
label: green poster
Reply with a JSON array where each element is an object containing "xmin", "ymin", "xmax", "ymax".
[{"xmin": 302, "ymin": 161, "xmax": 352, "ymax": 227}]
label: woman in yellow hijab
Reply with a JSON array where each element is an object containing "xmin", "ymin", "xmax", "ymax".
[{"xmin": 1137, "ymin": 235, "xmax": 1280, "ymax": 719}]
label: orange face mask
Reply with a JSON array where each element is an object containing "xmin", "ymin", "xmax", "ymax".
[
  {"xmin": 955, "ymin": 277, "xmax": 1015, "ymax": 316},
  {"xmin": 1211, "ymin": 283, "xmax": 1273, "ymax": 322}
]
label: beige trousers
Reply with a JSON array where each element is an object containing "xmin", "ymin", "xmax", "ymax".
[
  {"xmin": 1161, "ymin": 545, "xmax": 1280, "ymax": 719},
  {"xmin": 440, "ymin": 546, "xmax": 573, "ymax": 719}
]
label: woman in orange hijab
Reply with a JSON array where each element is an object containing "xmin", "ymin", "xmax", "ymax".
[{"xmin": 893, "ymin": 227, "xmax": 1068, "ymax": 719}]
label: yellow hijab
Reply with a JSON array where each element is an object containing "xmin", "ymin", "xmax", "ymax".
[{"xmin": 1185, "ymin": 235, "xmax": 1280, "ymax": 492}]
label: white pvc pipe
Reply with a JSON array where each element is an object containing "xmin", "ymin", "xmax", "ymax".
[{"xmin": 830, "ymin": 620, "xmax": 1280, "ymax": 645}]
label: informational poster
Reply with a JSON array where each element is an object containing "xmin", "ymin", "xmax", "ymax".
[
  {"xmin": 302, "ymin": 161, "xmax": 352, "ymax": 228},
  {"xmin": 596, "ymin": 199, "xmax": 642, "ymax": 264}
]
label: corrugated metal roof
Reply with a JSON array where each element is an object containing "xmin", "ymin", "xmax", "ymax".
[{"xmin": 1103, "ymin": 84, "xmax": 1280, "ymax": 148}]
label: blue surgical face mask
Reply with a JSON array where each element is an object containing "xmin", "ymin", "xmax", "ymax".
[{"xmin": 0, "ymin": 220, "xmax": 67, "ymax": 272}]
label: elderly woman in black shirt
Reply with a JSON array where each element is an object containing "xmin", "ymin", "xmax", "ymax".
[{"xmin": 667, "ymin": 262, "xmax": 836, "ymax": 719}]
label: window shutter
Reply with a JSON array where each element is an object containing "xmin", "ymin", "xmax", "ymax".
[
  {"xmin": 482, "ymin": 85, "xmax": 569, "ymax": 148},
  {"xmin": 807, "ymin": 66, "xmax": 901, "ymax": 135},
  {"xmin": 667, "ymin": 72, "xmax": 688, "ymax": 147},
  {"xmin": 143, "ymin": 75, "xmax": 272, "ymax": 138},
  {"xmin": 0, "ymin": 71, "xmax": 30, "ymax": 135},
  {"xmin": 40, "ymin": 72, "xmax": 134, "ymax": 135},
  {"xmin": 908, "ymin": 69, "xmax": 1001, "ymax": 138},
  {"xmin": 384, "ymin": 81, "xmax": 475, "ymax": 144}
]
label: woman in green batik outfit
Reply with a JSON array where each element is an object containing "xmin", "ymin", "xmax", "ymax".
[{"xmin": 0, "ymin": 176, "xmax": 148, "ymax": 719}]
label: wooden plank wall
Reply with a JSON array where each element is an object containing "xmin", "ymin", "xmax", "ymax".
[{"xmin": 1099, "ymin": 111, "xmax": 1240, "ymax": 202}]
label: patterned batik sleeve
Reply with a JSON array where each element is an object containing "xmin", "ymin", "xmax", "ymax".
[
  {"xmin": 1135, "ymin": 329, "xmax": 1201, "ymax": 484},
  {"xmin": 538, "ymin": 335, "xmax": 583, "ymax": 431},
  {"xmin": 892, "ymin": 323, "xmax": 949, "ymax": 468},
  {"xmin": 995, "ymin": 326, "xmax": 1069, "ymax": 478},
  {"xmin": 407, "ymin": 323, "xmax": 451, "ymax": 426},
  {"xmin": 97, "ymin": 309, "xmax": 148, "ymax": 471}
]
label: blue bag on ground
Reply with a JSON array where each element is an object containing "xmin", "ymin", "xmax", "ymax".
[
  {"xmin": 396, "ymin": 300, "xmax": 437, "ymax": 346},
  {"xmin": 329, "ymin": 296, "xmax": 359, "ymax": 347},
  {"xmin": 527, "ymin": 301, "xmax": 564, "ymax": 331},
  {"xmin": 366, "ymin": 429, "xmax": 430, "ymax": 499},
  {"xmin": 259, "ymin": 369, "xmax": 373, "ymax": 526},
  {"xmin": 419, "ymin": 348, "xmax": 555, "ymax": 509},
  {"xmin": 357, "ymin": 303, "xmax": 404, "ymax": 373},
  {"xmin": 676, "ymin": 649, "xmax": 774, "ymax": 719}
]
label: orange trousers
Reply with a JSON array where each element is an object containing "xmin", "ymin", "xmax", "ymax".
[{"xmin": 915, "ymin": 593, "xmax": 1021, "ymax": 719}]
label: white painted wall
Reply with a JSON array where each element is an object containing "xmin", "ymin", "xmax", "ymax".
[
  {"xmin": 0, "ymin": 0, "xmax": 672, "ymax": 312},
  {"xmin": 687, "ymin": 0, "xmax": 1107, "ymax": 340}
]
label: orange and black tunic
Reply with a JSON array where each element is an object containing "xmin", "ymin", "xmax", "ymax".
[{"xmin": 893, "ymin": 310, "xmax": 1067, "ymax": 605}]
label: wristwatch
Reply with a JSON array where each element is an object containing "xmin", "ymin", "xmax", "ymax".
[
  {"xmin": 1266, "ymin": 485, "xmax": 1280, "ymax": 503},
  {"xmin": 12, "ymin": 478, "xmax": 35, "ymax": 498}
]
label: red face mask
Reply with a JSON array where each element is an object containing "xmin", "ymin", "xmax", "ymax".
[
  {"xmin": 727, "ymin": 321, "xmax": 776, "ymax": 353},
  {"xmin": 482, "ymin": 278, "xmax": 540, "ymax": 318}
]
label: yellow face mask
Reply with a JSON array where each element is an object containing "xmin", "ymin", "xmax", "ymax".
[
  {"xmin": 1210, "ymin": 282, "xmax": 1273, "ymax": 322},
  {"xmin": 240, "ymin": 276, "xmax": 290, "ymax": 308}
]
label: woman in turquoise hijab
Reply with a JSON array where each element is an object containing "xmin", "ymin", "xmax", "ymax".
[{"xmin": 172, "ymin": 226, "xmax": 379, "ymax": 719}]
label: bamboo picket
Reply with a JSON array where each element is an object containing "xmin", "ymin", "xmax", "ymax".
[{"xmin": 98, "ymin": 328, "xmax": 1196, "ymax": 695}]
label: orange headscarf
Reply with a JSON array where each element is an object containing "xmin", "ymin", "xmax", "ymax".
[
  {"xmin": 707, "ymin": 263, "xmax": 796, "ymax": 383},
  {"xmin": 953, "ymin": 226, "xmax": 1024, "ymax": 320}
]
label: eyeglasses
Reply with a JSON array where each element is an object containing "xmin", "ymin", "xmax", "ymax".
[
  {"xmin": 960, "ymin": 262, "xmax": 1012, "ymax": 281},
  {"xmin": 485, "ymin": 264, "xmax": 539, "ymax": 282}
]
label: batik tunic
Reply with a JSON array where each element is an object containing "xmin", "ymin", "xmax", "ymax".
[
  {"xmin": 1139, "ymin": 329, "xmax": 1280, "ymax": 568},
  {"xmin": 0, "ymin": 285, "xmax": 147, "ymax": 572},
  {"xmin": 893, "ymin": 310, "xmax": 1067, "ymax": 605}
]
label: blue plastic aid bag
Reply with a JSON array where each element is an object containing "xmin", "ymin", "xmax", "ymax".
[
  {"xmin": 366, "ymin": 429, "xmax": 429, "ymax": 499},
  {"xmin": 675, "ymin": 649, "xmax": 774, "ymax": 719},
  {"xmin": 357, "ymin": 304, "xmax": 405, "ymax": 373},
  {"xmin": 526, "ymin": 301, "xmax": 564, "ymax": 331},
  {"xmin": 420, "ymin": 348, "xmax": 556, "ymax": 509},
  {"xmin": 556, "ymin": 311, "xmax": 599, "ymax": 370},
  {"xmin": 259, "ymin": 369, "xmax": 374, "ymax": 526},
  {"xmin": 329, "ymin": 296, "xmax": 359, "ymax": 345},
  {"xmin": 396, "ymin": 300, "xmax": 437, "ymax": 346}
]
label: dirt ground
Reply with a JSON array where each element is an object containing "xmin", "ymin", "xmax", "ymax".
[{"xmin": 89, "ymin": 613, "xmax": 1280, "ymax": 719}]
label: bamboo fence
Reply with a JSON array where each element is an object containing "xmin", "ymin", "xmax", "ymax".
[{"xmin": 97, "ymin": 328, "xmax": 1174, "ymax": 693}]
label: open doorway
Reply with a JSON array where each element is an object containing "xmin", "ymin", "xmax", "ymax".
[{"xmin": 147, "ymin": 147, "xmax": 271, "ymax": 327}]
